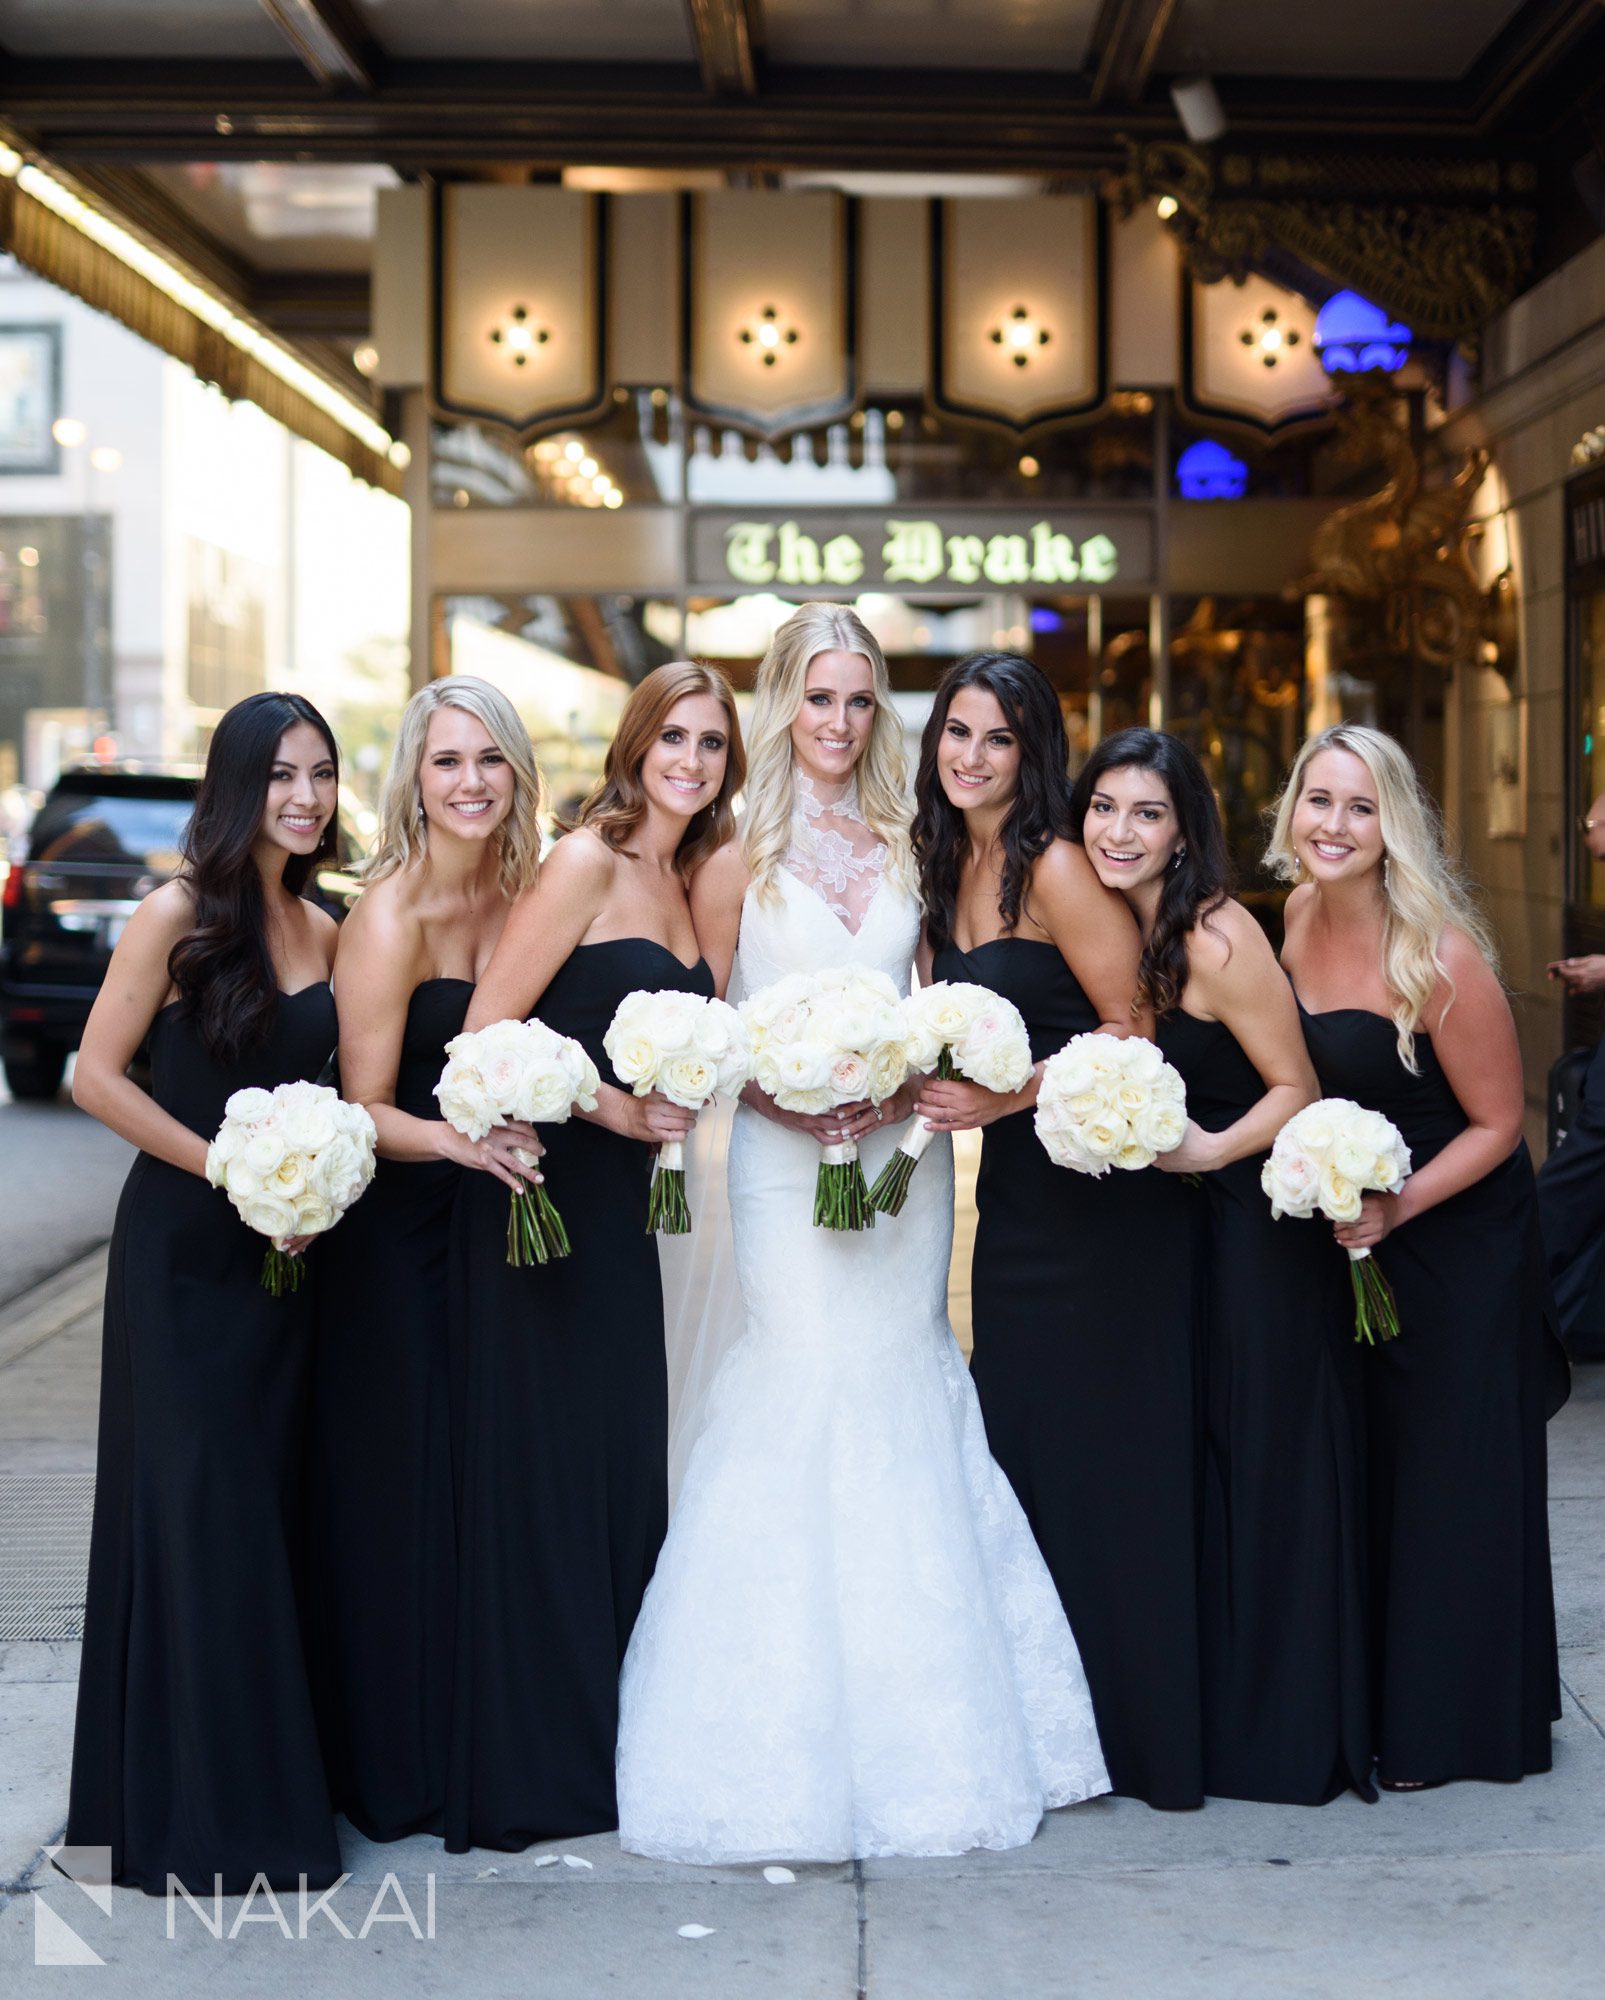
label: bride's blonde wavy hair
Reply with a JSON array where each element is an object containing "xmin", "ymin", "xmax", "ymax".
[
  {"xmin": 741, "ymin": 602, "xmax": 913, "ymax": 903},
  {"xmin": 1265, "ymin": 722, "xmax": 1498, "ymax": 1071}
]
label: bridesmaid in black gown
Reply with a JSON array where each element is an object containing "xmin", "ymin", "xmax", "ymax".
[
  {"xmin": 913, "ymin": 654, "xmax": 1206, "ymax": 1811},
  {"xmin": 1272, "ymin": 723, "xmax": 1569, "ymax": 1787},
  {"xmin": 66, "ymin": 692, "xmax": 343, "ymax": 1892},
  {"xmin": 311, "ymin": 678, "xmax": 545, "ymax": 1842},
  {"xmin": 1071, "ymin": 729, "xmax": 1373, "ymax": 1806},
  {"xmin": 446, "ymin": 661, "xmax": 745, "ymax": 1850}
]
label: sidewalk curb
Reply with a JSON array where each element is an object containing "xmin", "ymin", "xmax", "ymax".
[{"xmin": 0, "ymin": 1247, "xmax": 107, "ymax": 1372}]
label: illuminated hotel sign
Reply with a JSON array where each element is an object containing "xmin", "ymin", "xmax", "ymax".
[{"xmin": 689, "ymin": 508, "xmax": 1154, "ymax": 593}]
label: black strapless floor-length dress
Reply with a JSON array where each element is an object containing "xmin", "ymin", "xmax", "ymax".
[
  {"xmin": 309, "ymin": 977, "xmax": 469, "ymax": 1842},
  {"xmin": 1299, "ymin": 1006, "xmax": 1571, "ymax": 1785},
  {"xmin": 933, "ymin": 938, "xmax": 1206, "ymax": 1810},
  {"xmin": 1157, "ymin": 1009, "xmax": 1373, "ymax": 1805},
  {"xmin": 445, "ymin": 939, "xmax": 715, "ymax": 1851},
  {"xmin": 66, "ymin": 985, "xmax": 342, "ymax": 1894}
]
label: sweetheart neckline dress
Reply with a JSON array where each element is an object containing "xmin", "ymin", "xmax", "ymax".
[
  {"xmin": 617, "ymin": 871, "xmax": 1110, "ymax": 1862},
  {"xmin": 445, "ymin": 938, "xmax": 714, "ymax": 1851},
  {"xmin": 66, "ymin": 984, "xmax": 343, "ymax": 1893}
]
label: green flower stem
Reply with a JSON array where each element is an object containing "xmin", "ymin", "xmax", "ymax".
[
  {"xmin": 867, "ymin": 1047, "xmax": 951, "ymax": 1216},
  {"xmin": 260, "ymin": 1246, "xmax": 304, "ymax": 1296},
  {"xmin": 506, "ymin": 1181, "xmax": 572, "ymax": 1267},
  {"xmin": 1348, "ymin": 1247, "xmax": 1401, "ymax": 1344},
  {"xmin": 814, "ymin": 1155, "xmax": 874, "ymax": 1231},
  {"xmin": 648, "ymin": 1165, "xmax": 692, "ymax": 1235}
]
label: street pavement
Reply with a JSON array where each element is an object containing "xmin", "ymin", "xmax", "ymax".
[
  {"xmin": 0, "ymin": 1069, "xmax": 131, "ymax": 1308},
  {"xmin": 0, "ymin": 1151, "xmax": 1602, "ymax": 1992}
]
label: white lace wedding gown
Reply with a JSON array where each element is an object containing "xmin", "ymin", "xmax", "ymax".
[{"xmin": 616, "ymin": 778, "xmax": 1109, "ymax": 1861}]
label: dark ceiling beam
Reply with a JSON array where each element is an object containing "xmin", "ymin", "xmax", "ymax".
[
  {"xmin": 1086, "ymin": 0, "xmax": 1178, "ymax": 106},
  {"xmin": 5, "ymin": 50, "xmax": 1603, "ymax": 170},
  {"xmin": 683, "ymin": 0, "xmax": 761, "ymax": 97},
  {"xmin": 251, "ymin": 271, "xmax": 371, "ymax": 336},
  {"xmin": 256, "ymin": 0, "xmax": 376, "ymax": 90}
]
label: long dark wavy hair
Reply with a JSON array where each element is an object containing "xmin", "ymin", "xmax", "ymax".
[
  {"xmin": 1067, "ymin": 728, "xmax": 1229, "ymax": 1017},
  {"xmin": 168, "ymin": 691, "xmax": 339, "ymax": 1064},
  {"xmin": 913, "ymin": 652, "xmax": 1074, "ymax": 953}
]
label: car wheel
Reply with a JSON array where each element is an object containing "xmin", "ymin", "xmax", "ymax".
[{"xmin": 4, "ymin": 1040, "xmax": 68, "ymax": 1101}]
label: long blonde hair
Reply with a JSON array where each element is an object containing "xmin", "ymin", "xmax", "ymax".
[
  {"xmin": 1265, "ymin": 722, "xmax": 1498, "ymax": 1070},
  {"xmin": 741, "ymin": 602, "xmax": 913, "ymax": 902},
  {"xmin": 365, "ymin": 676, "xmax": 545, "ymax": 899},
  {"xmin": 575, "ymin": 660, "xmax": 745, "ymax": 880}
]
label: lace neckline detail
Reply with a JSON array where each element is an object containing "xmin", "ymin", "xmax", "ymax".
[{"xmin": 786, "ymin": 766, "xmax": 888, "ymax": 934}]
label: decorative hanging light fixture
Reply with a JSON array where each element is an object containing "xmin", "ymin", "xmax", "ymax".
[
  {"xmin": 990, "ymin": 304, "xmax": 1052, "ymax": 368},
  {"xmin": 737, "ymin": 304, "xmax": 801, "ymax": 368},
  {"xmin": 488, "ymin": 304, "xmax": 551, "ymax": 368},
  {"xmin": 1239, "ymin": 306, "xmax": 1301, "ymax": 370}
]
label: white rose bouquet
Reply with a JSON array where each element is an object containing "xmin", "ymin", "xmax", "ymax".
[
  {"xmin": 205, "ymin": 1080, "xmax": 378, "ymax": 1295},
  {"xmin": 603, "ymin": 988, "xmax": 751, "ymax": 1234},
  {"xmin": 1034, "ymin": 1032, "xmax": 1188, "ymax": 1176},
  {"xmin": 739, "ymin": 965, "xmax": 911, "ymax": 1230},
  {"xmin": 1261, "ymin": 1097, "xmax": 1412, "ymax": 1344},
  {"xmin": 434, "ymin": 1017, "xmax": 601, "ymax": 1266},
  {"xmin": 867, "ymin": 981, "xmax": 1034, "ymax": 1216}
]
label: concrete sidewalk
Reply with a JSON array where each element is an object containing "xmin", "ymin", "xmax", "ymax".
[{"xmin": 1, "ymin": 1250, "xmax": 1602, "ymax": 1997}]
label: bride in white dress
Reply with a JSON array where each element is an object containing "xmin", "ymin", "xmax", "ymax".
[{"xmin": 616, "ymin": 604, "xmax": 1109, "ymax": 1861}]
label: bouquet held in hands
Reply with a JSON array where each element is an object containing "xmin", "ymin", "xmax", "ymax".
[
  {"xmin": 604, "ymin": 988, "xmax": 750, "ymax": 1233},
  {"xmin": 1034, "ymin": 1032, "xmax": 1188, "ymax": 1175},
  {"xmin": 740, "ymin": 966, "xmax": 910, "ymax": 1230},
  {"xmin": 1261, "ymin": 1096, "xmax": 1412, "ymax": 1343},
  {"xmin": 436, "ymin": 1017, "xmax": 600, "ymax": 1266},
  {"xmin": 868, "ymin": 981, "xmax": 1033, "ymax": 1216},
  {"xmin": 207, "ymin": 1080, "xmax": 378, "ymax": 1294}
]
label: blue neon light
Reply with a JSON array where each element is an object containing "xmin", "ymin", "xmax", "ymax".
[
  {"xmin": 1176, "ymin": 438, "xmax": 1248, "ymax": 501},
  {"xmin": 1314, "ymin": 291, "xmax": 1411, "ymax": 374}
]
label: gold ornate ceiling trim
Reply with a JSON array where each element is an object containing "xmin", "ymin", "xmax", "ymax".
[{"xmin": 1115, "ymin": 141, "xmax": 1537, "ymax": 343}]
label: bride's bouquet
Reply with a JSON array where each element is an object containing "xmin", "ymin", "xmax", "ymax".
[
  {"xmin": 866, "ymin": 981, "xmax": 1033, "ymax": 1216},
  {"xmin": 435, "ymin": 1018, "xmax": 600, "ymax": 1266},
  {"xmin": 604, "ymin": 988, "xmax": 750, "ymax": 1234},
  {"xmin": 1262, "ymin": 1098, "xmax": 1412, "ymax": 1344},
  {"xmin": 1034, "ymin": 1032, "xmax": 1187, "ymax": 1176},
  {"xmin": 206, "ymin": 1080, "xmax": 378, "ymax": 1295},
  {"xmin": 740, "ymin": 966, "xmax": 910, "ymax": 1230}
]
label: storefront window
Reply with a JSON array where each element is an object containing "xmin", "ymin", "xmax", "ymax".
[{"xmin": 1168, "ymin": 593, "xmax": 1306, "ymax": 914}]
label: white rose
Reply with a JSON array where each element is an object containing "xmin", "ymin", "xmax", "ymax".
[
  {"xmin": 1116, "ymin": 1139, "xmax": 1153, "ymax": 1171},
  {"xmin": 1080, "ymin": 1119, "xmax": 1122, "ymax": 1160},
  {"xmin": 867, "ymin": 1042, "xmax": 909, "ymax": 1103},
  {"xmin": 1137, "ymin": 1102, "xmax": 1186, "ymax": 1154},
  {"xmin": 269, "ymin": 1151, "xmax": 309, "ymax": 1200},
  {"xmin": 436, "ymin": 1066, "xmax": 496, "ymax": 1140},
  {"xmin": 310, "ymin": 1134, "xmax": 364, "ymax": 1206},
  {"xmin": 223, "ymin": 1160, "xmax": 264, "ymax": 1201},
  {"xmin": 243, "ymin": 1129, "xmax": 288, "ymax": 1177},
  {"xmin": 1121, "ymin": 1038, "xmax": 1163, "ymax": 1081},
  {"xmin": 224, "ymin": 1086, "xmax": 275, "ymax": 1126},
  {"xmin": 829, "ymin": 1052, "xmax": 870, "ymax": 1101},
  {"xmin": 294, "ymin": 1193, "xmax": 337, "ymax": 1237},
  {"xmin": 607, "ymin": 1031, "xmax": 659, "ymax": 1090},
  {"xmin": 240, "ymin": 1191, "xmax": 297, "ymax": 1241},
  {"xmin": 661, "ymin": 1054, "xmax": 716, "ymax": 1108},
  {"xmin": 1319, "ymin": 1163, "xmax": 1363, "ymax": 1223}
]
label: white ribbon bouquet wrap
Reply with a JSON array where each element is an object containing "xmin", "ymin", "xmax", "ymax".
[
  {"xmin": 603, "ymin": 988, "xmax": 751, "ymax": 1234},
  {"xmin": 434, "ymin": 1017, "xmax": 600, "ymax": 1267},
  {"xmin": 867, "ymin": 980, "xmax": 1034, "ymax": 1216},
  {"xmin": 1034, "ymin": 1031, "xmax": 1188, "ymax": 1175},
  {"xmin": 1261, "ymin": 1096, "xmax": 1412, "ymax": 1344},
  {"xmin": 206, "ymin": 1079, "xmax": 378, "ymax": 1295},
  {"xmin": 739, "ymin": 965, "xmax": 911, "ymax": 1230}
]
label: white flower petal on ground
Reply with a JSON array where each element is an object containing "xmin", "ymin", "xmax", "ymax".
[
  {"xmin": 762, "ymin": 1866, "xmax": 795, "ymax": 1884},
  {"xmin": 677, "ymin": 1924, "xmax": 717, "ymax": 1939}
]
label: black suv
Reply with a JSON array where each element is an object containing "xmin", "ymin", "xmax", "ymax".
[{"xmin": 1, "ymin": 767, "xmax": 366, "ymax": 1100}]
